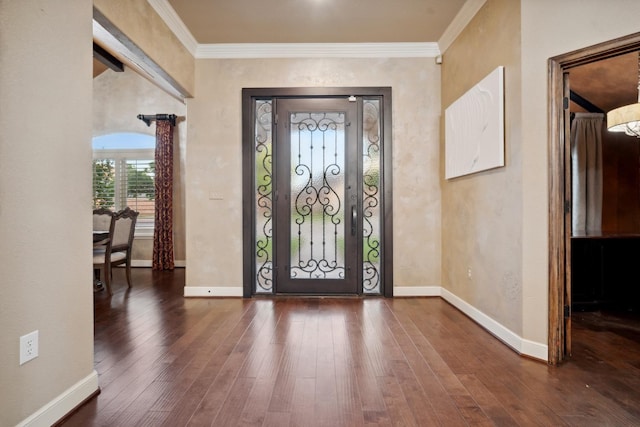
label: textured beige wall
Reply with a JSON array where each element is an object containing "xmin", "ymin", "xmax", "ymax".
[
  {"xmin": 94, "ymin": 0, "xmax": 194, "ymax": 96},
  {"xmin": 93, "ymin": 67, "xmax": 187, "ymax": 263},
  {"xmin": 0, "ymin": 1, "xmax": 96, "ymax": 425},
  {"xmin": 520, "ymin": 0, "xmax": 640, "ymax": 344},
  {"xmin": 441, "ymin": 0, "xmax": 523, "ymax": 334},
  {"xmin": 186, "ymin": 58, "xmax": 442, "ymax": 289}
]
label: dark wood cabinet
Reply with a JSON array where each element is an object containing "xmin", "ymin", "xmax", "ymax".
[{"xmin": 571, "ymin": 235, "xmax": 640, "ymax": 311}]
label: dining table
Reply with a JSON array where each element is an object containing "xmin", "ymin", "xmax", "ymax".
[
  {"xmin": 93, "ymin": 231, "xmax": 109, "ymax": 291},
  {"xmin": 93, "ymin": 230, "xmax": 109, "ymax": 246}
]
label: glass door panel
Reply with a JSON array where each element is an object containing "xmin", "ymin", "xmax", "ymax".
[
  {"xmin": 289, "ymin": 111, "xmax": 346, "ymax": 279},
  {"xmin": 276, "ymin": 98, "xmax": 358, "ymax": 294}
]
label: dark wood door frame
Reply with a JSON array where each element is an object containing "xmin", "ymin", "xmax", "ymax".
[
  {"xmin": 242, "ymin": 87, "xmax": 393, "ymax": 298},
  {"xmin": 548, "ymin": 32, "xmax": 640, "ymax": 364}
]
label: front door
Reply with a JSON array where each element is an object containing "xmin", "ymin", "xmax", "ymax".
[
  {"xmin": 275, "ymin": 98, "xmax": 358, "ymax": 294},
  {"xmin": 242, "ymin": 87, "xmax": 393, "ymax": 297}
]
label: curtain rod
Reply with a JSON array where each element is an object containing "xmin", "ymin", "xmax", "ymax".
[{"xmin": 137, "ymin": 114, "xmax": 177, "ymax": 127}]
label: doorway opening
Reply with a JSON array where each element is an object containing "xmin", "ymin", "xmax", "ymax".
[
  {"xmin": 549, "ymin": 32, "xmax": 640, "ymax": 364},
  {"xmin": 242, "ymin": 88, "xmax": 393, "ymax": 297}
]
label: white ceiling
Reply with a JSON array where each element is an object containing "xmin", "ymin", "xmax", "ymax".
[{"xmin": 166, "ymin": 0, "xmax": 467, "ymax": 44}]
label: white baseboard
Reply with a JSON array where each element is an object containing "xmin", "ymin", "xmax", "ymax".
[
  {"xmin": 394, "ymin": 286, "xmax": 442, "ymax": 297},
  {"xmin": 440, "ymin": 288, "xmax": 548, "ymax": 362},
  {"xmin": 17, "ymin": 370, "xmax": 99, "ymax": 427},
  {"xmin": 184, "ymin": 286, "xmax": 243, "ymax": 297},
  {"xmin": 184, "ymin": 285, "xmax": 441, "ymax": 298},
  {"xmin": 521, "ymin": 338, "xmax": 549, "ymax": 361}
]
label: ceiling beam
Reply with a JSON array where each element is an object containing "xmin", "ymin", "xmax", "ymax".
[
  {"xmin": 570, "ymin": 90, "xmax": 604, "ymax": 114},
  {"xmin": 93, "ymin": 42, "xmax": 124, "ymax": 72}
]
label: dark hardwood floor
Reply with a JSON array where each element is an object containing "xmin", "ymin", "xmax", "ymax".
[{"xmin": 59, "ymin": 268, "xmax": 640, "ymax": 426}]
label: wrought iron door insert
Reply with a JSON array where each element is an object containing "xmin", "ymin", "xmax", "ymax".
[{"xmin": 242, "ymin": 88, "xmax": 393, "ymax": 297}]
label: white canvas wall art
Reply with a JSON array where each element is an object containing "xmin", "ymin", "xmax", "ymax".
[{"xmin": 445, "ymin": 66, "xmax": 505, "ymax": 179}]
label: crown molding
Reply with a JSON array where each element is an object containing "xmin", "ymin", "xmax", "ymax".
[
  {"xmin": 147, "ymin": 0, "xmax": 198, "ymax": 55},
  {"xmin": 438, "ymin": 0, "xmax": 487, "ymax": 54},
  {"xmin": 195, "ymin": 42, "xmax": 440, "ymax": 59},
  {"xmin": 149, "ymin": 0, "xmax": 464, "ymax": 59}
]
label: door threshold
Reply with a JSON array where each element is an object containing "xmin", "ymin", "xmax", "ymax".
[{"xmin": 254, "ymin": 293, "xmax": 374, "ymax": 298}]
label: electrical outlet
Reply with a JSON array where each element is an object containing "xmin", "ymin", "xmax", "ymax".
[
  {"xmin": 20, "ymin": 330, "xmax": 39, "ymax": 365},
  {"xmin": 467, "ymin": 267, "xmax": 472, "ymax": 279}
]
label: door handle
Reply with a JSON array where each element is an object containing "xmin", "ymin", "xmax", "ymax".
[{"xmin": 351, "ymin": 205, "xmax": 357, "ymax": 236}]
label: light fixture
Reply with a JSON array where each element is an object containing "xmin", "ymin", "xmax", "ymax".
[{"xmin": 607, "ymin": 52, "xmax": 640, "ymax": 138}]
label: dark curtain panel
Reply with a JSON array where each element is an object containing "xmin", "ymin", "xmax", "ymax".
[
  {"xmin": 152, "ymin": 120, "xmax": 175, "ymax": 270},
  {"xmin": 571, "ymin": 112, "xmax": 604, "ymax": 235}
]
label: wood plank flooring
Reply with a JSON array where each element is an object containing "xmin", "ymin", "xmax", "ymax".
[{"xmin": 58, "ymin": 269, "xmax": 640, "ymax": 426}]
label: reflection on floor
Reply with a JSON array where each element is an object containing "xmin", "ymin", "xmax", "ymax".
[
  {"xmin": 571, "ymin": 308, "xmax": 640, "ymax": 382},
  {"xmin": 59, "ymin": 269, "xmax": 640, "ymax": 425},
  {"xmin": 573, "ymin": 309, "xmax": 640, "ymax": 345}
]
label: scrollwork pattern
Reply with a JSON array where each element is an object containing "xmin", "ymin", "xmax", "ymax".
[
  {"xmin": 362, "ymin": 100, "xmax": 381, "ymax": 293},
  {"xmin": 255, "ymin": 101, "xmax": 273, "ymax": 292},
  {"xmin": 254, "ymin": 100, "xmax": 384, "ymax": 293},
  {"xmin": 290, "ymin": 112, "xmax": 346, "ymax": 279}
]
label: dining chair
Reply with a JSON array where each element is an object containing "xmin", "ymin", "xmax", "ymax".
[
  {"xmin": 93, "ymin": 207, "xmax": 113, "ymax": 247},
  {"xmin": 93, "ymin": 207, "xmax": 139, "ymax": 295}
]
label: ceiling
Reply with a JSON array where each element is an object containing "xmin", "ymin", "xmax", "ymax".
[
  {"xmin": 94, "ymin": 1, "xmax": 639, "ymax": 114},
  {"xmin": 93, "ymin": 0, "xmax": 467, "ymax": 82},
  {"xmin": 166, "ymin": 0, "xmax": 467, "ymax": 44},
  {"xmin": 570, "ymin": 52, "xmax": 639, "ymax": 114}
]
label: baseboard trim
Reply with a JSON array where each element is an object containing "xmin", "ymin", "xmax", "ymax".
[
  {"xmin": 521, "ymin": 338, "xmax": 549, "ymax": 361},
  {"xmin": 393, "ymin": 286, "xmax": 442, "ymax": 297},
  {"xmin": 440, "ymin": 288, "xmax": 548, "ymax": 362},
  {"xmin": 17, "ymin": 370, "xmax": 99, "ymax": 427},
  {"xmin": 183, "ymin": 286, "xmax": 441, "ymax": 298},
  {"xmin": 184, "ymin": 286, "xmax": 243, "ymax": 297}
]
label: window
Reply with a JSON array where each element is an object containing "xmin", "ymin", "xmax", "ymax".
[{"xmin": 92, "ymin": 133, "xmax": 155, "ymax": 235}]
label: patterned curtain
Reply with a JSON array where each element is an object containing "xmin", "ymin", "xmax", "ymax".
[{"xmin": 152, "ymin": 119, "xmax": 175, "ymax": 270}]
